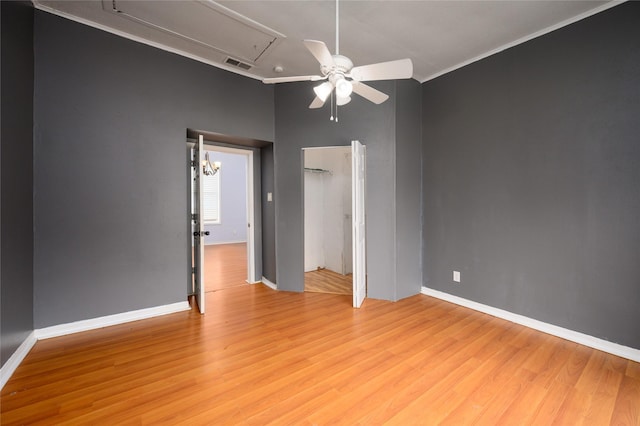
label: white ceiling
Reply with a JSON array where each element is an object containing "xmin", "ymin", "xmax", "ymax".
[{"xmin": 34, "ymin": 0, "xmax": 621, "ymax": 83}]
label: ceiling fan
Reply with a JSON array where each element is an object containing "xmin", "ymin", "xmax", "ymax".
[{"xmin": 262, "ymin": 0, "xmax": 413, "ymax": 114}]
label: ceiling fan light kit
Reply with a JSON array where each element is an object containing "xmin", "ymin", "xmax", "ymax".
[
  {"xmin": 335, "ymin": 77, "xmax": 353, "ymax": 98},
  {"xmin": 313, "ymin": 81, "xmax": 333, "ymax": 102},
  {"xmin": 336, "ymin": 96, "xmax": 351, "ymax": 107},
  {"xmin": 262, "ymin": 0, "xmax": 413, "ymax": 121}
]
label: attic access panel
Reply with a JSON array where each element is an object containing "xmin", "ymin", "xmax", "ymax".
[{"xmin": 105, "ymin": 0, "xmax": 283, "ymax": 65}]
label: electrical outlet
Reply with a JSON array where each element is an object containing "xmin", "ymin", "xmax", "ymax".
[{"xmin": 453, "ymin": 271, "xmax": 461, "ymax": 283}]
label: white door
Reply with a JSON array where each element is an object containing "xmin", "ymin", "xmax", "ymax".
[
  {"xmin": 193, "ymin": 135, "xmax": 206, "ymax": 314},
  {"xmin": 352, "ymin": 140, "xmax": 367, "ymax": 308}
]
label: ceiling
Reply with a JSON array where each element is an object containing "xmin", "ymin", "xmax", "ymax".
[{"xmin": 34, "ymin": 0, "xmax": 620, "ymax": 83}]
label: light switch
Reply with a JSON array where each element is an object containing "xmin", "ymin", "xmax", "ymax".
[{"xmin": 267, "ymin": 192, "xmax": 273, "ymax": 202}]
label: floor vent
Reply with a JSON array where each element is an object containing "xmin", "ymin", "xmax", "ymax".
[{"xmin": 225, "ymin": 57, "xmax": 253, "ymax": 70}]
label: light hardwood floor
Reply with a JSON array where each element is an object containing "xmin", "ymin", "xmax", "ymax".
[
  {"xmin": 1, "ymin": 285, "xmax": 639, "ymax": 425},
  {"xmin": 204, "ymin": 242, "xmax": 247, "ymax": 292},
  {"xmin": 305, "ymin": 268, "xmax": 353, "ymax": 295}
]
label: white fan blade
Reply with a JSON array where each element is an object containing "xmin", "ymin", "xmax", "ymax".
[
  {"xmin": 309, "ymin": 96, "xmax": 325, "ymax": 109},
  {"xmin": 352, "ymin": 82, "xmax": 389, "ymax": 104},
  {"xmin": 303, "ymin": 40, "xmax": 335, "ymax": 69},
  {"xmin": 263, "ymin": 75, "xmax": 325, "ymax": 84},
  {"xmin": 349, "ymin": 58, "xmax": 413, "ymax": 82}
]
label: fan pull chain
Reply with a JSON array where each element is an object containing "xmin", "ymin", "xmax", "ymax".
[{"xmin": 330, "ymin": 91, "xmax": 334, "ymax": 121}]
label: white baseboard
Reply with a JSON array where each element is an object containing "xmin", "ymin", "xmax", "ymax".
[
  {"xmin": 421, "ymin": 287, "xmax": 640, "ymax": 363},
  {"xmin": 1, "ymin": 302, "xmax": 191, "ymax": 390},
  {"xmin": 0, "ymin": 331, "xmax": 37, "ymax": 390},
  {"xmin": 261, "ymin": 277, "xmax": 277, "ymax": 290},
  {"xmin": 35, "ymin": 301, "xmax": 191, "ymax": 340}
]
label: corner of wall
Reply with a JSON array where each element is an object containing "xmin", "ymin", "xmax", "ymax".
[{"xmin": 393, "ymin": 79, "xmax": 423, "ymax": 300}]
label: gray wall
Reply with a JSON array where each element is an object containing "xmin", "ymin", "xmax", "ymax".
[
  {"xmin": 33, "ymin": 12, "xmax": 274, "ymax": 328},
  {"xmin": 1, "ymin": 1, "xmax": 35, "ymax": 366},
  {"xmin": 274, "ymin": 80, "xmax": 422, "ymax": 301},
  {"xmin": 395, "ymin": 79, "xmax": 423, "ymax": 300},
  {"xmin": 422, "ymin": 1, "xmax": 640, "ymax": 348}
]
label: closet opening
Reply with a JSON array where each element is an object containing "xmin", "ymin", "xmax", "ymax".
[
  {"xmin": 302, "ymin": 141, "xmax": 367, "ymax": 308},
  {"xmin": 303, "ymin": 146, "xmax": 353, "ymax": 296}
]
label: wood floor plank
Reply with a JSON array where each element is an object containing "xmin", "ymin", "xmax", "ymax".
[
  {"xmin": 440, "ymin": 343, "xmax": 532, "ymax": 424},
  {"xmin": 555, "ymin": 343, "xmax": 593, "ymax": 387},
  {"xmin": 628, "ymin": 361, "xmax": 640, "ymax": 380},
  {"xmin": 552, "ymin": 386, "xmax": 594, "ymax": 425},
  {"xmin": 528, "ymin": 378, "xmax": 574, "ymax": 424},
  {"xmin": 383, "ymin": 356, "xmax": 484, "ymax": 425},
  {"xmin": 310, "ymin": 360, "xmax": 419, "ymax": 425},
  {"xmin": 2, "ymin": 284, "xmax": 639, "ymax": 425},
  {"xmin": 611, "ymin": 375, "xmax": 640, "ymax": 425},
  {"xmin": 304, "ymin": 268, "xmax": 352, "ymax": 295},
  {"xmin": 204, "ymin": 242, "xmax": 248, "ymax": 291}
]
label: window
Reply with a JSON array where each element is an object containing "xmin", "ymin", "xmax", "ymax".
[{"xmin": 203, "ymin": 165, "xmax": 221, "ymax": 224}]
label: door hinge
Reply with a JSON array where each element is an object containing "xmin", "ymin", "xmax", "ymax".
[
  {"xmin": 190, "ymin": 160, "xmax": 197, "ymax": 167},
  {"xmin": 192, "ymin": 266, "xmax": 196, "ymax": 274}
]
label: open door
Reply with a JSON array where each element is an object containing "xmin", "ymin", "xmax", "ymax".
[
  {"xmin": 352, "ymin": 140, "xmax": 366, "ymax": 308},
  {"xmin": 192, "ymin": 135, "xmax": 206, "ymax": 314}
]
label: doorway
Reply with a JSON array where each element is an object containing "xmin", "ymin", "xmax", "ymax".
[
  {"xmin": 188, "ymin": 133, "xmax": 263, "ymax": 314},
  {"xmin": 200, "ymin": 146, "xmax": 250, "ymax": 292},
  {"xmin": 303, "ymin": 141, "xmax": 367, "ymax": 307}
]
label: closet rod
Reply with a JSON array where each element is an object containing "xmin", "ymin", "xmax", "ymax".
[{"xmin": 304, "ymin": 167, "xmax": 332, "ymax": 175}]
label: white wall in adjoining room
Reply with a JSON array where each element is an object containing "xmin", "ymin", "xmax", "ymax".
[
  {"xmin": 304, "ymin": 167, "xmax": 325, "ymax": 272},
  {"xmin": 303, "ymin": 147, "xmax": 352, "ymax": 275},
  {"xmin": 203, "ymin": 150, "xmax": 248, "ymax": 245}
]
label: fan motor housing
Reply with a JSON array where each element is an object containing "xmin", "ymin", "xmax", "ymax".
[
  {"xmin": 332, "ymin": 55, "xmax": 353, "ymax": 73},
  {"xmin": 322, "ymin": 54, "xmax": 353, "ymax": 77}
]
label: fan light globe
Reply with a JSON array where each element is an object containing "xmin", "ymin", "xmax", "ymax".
[
  {"xmin": 314, "ymin": 82, "xmax": 333, "ymax": 102},
  {"xmin": 335, "ymin": 78, "xmax": 353, "ymax": 98},
  {"xmin": 337, "ymin": 96, "xmax": 351, "ymax": 106}
]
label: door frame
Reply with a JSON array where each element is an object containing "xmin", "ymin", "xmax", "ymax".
[
  {"xmin": 187, "ymin": 137, "xmax": 263, "ymax": 303},
  {"xmin": 351, "ymin": 140, "xmax": 367, "ymax": 308}
]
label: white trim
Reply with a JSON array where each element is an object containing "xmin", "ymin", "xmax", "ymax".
[
  {"xmin": 203, "ymin": 145, "xmax": 253, "ymax": 156},
  {"xmin": 420, "ymin": 1, "xmax": 626, "ymax": 83},
  {"xmin": 246, "ymin": 153, "xmax": 257, "ymax": 283},
  {"xmin": 32, "ymin": 3, "xmax": 262, "ymax": 82},
  {"xmin": 204, "ymin": 239, "xmax": 248, "ymax": 246},
  {"xmin": 0, "ymin": 332, "xmax": 37, "ymax": 390},
  {"xmin": 35, "ymin": 301, "xmax": 190, "ymax": 340},
  {"xmin": 421, "ymin": 287, "xmax": 640, "ymax": 363},
  {"xmin": 261, "ymin": 277, "xmax": 277, "ymax": 290}
]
